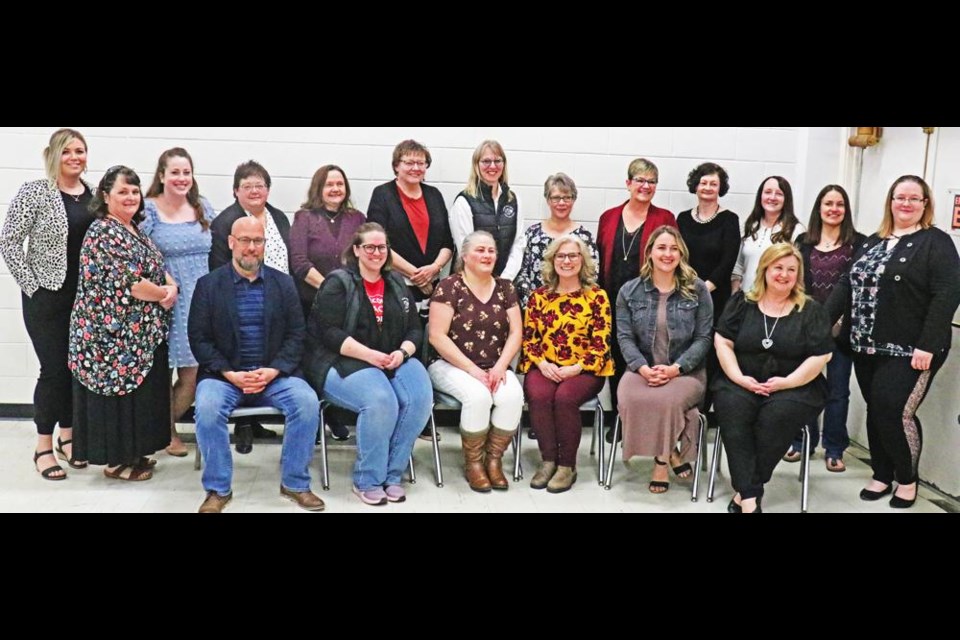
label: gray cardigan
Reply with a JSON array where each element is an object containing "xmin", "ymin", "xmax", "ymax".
[{"xmin": 615, "ymin": 276, "xmax": 714, "ymax": 374}]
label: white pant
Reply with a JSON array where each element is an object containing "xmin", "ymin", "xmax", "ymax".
[{"xmin": 428, "ymin": 359, "xmax": 523, "ymax": 434}]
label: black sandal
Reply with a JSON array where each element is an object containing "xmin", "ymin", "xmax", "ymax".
[
  {"xmin": 34, "ymin": 449, "xmax": 66, "ymax": 481},
  {"xmin": 55, "ymin": 437, "xmax": 88, "ymax": 469},
  {"xmin": 672, "ymin": 461, "xmax": 693, "ymax": 479},
  {"xmin": 649, "ymin": 457, "xmax": 670, "ymax": 494}
]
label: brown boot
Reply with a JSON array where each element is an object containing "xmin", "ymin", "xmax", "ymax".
[
  {"xmin": 461, "ymin": 430, "xmax": 492, "ymax": 493},
  {"xmin": 546, "ymin": 466, "xmax": 577, "ymax": 493},
  {"xmin": 485, "ymin": 428, "xmax": 514, "ymax": 491}
]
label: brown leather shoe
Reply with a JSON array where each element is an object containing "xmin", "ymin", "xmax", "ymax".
[
  {"xmin": 280, "ymin": 486, "xmax": 326, "ymax": 511},
  {"xmin": 530, "ymin": 461, "xmax": 557, "ymax": 490},
  {"xmin": 546, "ymin": 466, "xmax": 577, "ymax": 493},
  {"xmin": 198, "ymin": 491, "xmax": 232, "ymax": 513},
  {"xmin": 484, "ymin": 428, "xmax": 514, "ymax": 490},
  {"xmin": 461, "ymin": 430, "xmax": 492, "ymax": 493}
]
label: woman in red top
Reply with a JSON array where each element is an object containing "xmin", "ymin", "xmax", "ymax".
[{"xmin": 596, "ymin": 157, "xmax": 677, "ymax": 439}]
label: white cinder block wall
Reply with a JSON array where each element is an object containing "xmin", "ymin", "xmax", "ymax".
[{"xmin": 2, "ymin": 126, "xmax": 834, "ymax": 405}]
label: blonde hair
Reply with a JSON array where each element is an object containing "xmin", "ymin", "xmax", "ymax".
[
  {"xmin": 745, "ymin": 243, "xmax": 808, "ymax": 311},
  {"xmin": 463, "ymin": 140, "xmax": 514, "ymax": 201},
  {"xmin": 43, "ymin": 128, "xmax": 87, "ymax": 184},
  {"xmin": 879, "ymin": 175, "xmax": 935, "ymax": 238},
  {"xmin": 639, "ymin": 225, "xmax": 699, "ymax": 300},
  {"xmin": 541, "ymin": 235, "xmax": 597, "ymax": 292},
  {"xmin": 627, "ymin": 157, "xmax": 659, "ymax": 181}
]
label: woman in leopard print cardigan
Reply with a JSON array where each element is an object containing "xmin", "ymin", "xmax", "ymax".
[{"xmin": 0, "ymin": 128, "xmax": 96, "ymax": 480}]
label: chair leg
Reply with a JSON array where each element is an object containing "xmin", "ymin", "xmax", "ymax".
[
  {"xmin": 513, "ymin": 424, "xmax": 523, "ymax": 482},
  {"xmin": 194, "ymin": 446, "xmax": 202, "ymax": 471},
  {"xmin": 801, "ymin": 424, "xmax": 811, "ymax": 513},
  {"xmin": 691, "ymin": 413, "xmax": 707, "ymax": 502},
  {"xmin": 590, "ymin": 410, "xmax": 597, "ymax": 456},
  {"xmin": 408, "ymin": 453, "xmax": 417, "ymax": 484},
  {"xmin": 429, "ymin": 409, "xmax": 443, "ymax": 487},
  {"xmin": 319, "ymin": 404, "xmax": 330, "ymax": 491},
  {"xmin": 595, "ymin": 403, "xmax": 605, "ymax": 485},
  {"xmin": 603, "ymin": 414, "xmax": 621, "ymax": 490},
  {"xmin": 707, "ymin": 429, "xmax": 723, "ymax": 503}
]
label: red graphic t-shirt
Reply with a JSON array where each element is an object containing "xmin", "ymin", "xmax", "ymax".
[{"xmin": 364, "ymin": 277, "xmax": 385, "ymax": 325}]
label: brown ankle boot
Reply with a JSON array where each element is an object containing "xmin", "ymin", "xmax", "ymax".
[
  {"xmin": 547, "ymin": 465, "xmax": 577, "ymax": 493},
  {"xmin": 461, "ymin": 430, "xmax": 492, "ymax": 493},
  {"xmin": 484, "ymin": 428, "xmax": 514, "ymax": 491}
]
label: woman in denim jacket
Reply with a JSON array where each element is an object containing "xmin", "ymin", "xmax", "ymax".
[{"xmin": 615, "ymin": 226, "xmax": 713, "ymax": 493}]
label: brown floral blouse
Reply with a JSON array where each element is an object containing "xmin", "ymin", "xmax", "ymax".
[
  {"xmin": 518, "ymin": 284, "xmax": 614, "ymax": 376},
  {"xmin": 431, "ymin": 274, "xmax": 519, "ymax": 369},
  {"xmin": 69, "ymin": 218, "xmax": 170, "ymax": 396}
]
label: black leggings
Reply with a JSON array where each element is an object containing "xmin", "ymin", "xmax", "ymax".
[
  {"xmin": 714, "ymin": 385, "xmax": 823, "ymax": 500},
  {"xmin": 853, "ymin": 352, "xmax": 946, "ymax": 486},
  {"xmin": 22, "ymin": 286, "xmax": 75, "ymax": 435}
]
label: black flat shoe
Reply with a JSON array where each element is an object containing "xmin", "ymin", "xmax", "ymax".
[
  {"xmin": 859, "ymin": 485, "xmax": 893, "ymax": 501},
  {"xmin": 727, "ymin": 498, "xmax": 742, "ymax": 514},
  {"xmin": 890, "ymin": 491, "xmax": 917, "ymax": 509}
]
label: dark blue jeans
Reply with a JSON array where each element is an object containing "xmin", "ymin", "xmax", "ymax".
[{"xmin": 791, "ymin": 347, "xmax": 852, "ymax": 459}]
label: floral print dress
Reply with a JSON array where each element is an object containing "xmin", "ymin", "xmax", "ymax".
[{"xmin": 69, "ymin": 217, "xmax": 170, "ymax": 396}]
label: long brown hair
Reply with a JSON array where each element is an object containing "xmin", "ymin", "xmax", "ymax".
[
  {"xmin": 743, "ymin": 176, "xmax": 799, "ymax": 243},
  {"xmin": 879, "ymin": 175, "xmax": 935, "ymax": 238},
  {"xmin": 146, "ymin": 147, "xmax": 209, "ymax": 231},
  {"xmin": 639, "ymin": 226, "xmax": 699, "ymax": 301}
]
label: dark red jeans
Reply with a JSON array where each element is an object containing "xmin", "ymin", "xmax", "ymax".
[{"xmin": 524, "ymin": 369, "xmax": 605, "ymax": 467}]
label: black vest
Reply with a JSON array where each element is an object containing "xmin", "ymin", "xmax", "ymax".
[{"xmin": 458, "ymin": 182, "xmax": 518, "ymax": 276}]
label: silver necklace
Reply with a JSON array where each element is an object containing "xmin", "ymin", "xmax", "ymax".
[
  {"xmin": 621, "ymin": 225, "xmax": 640, "ymax": 261},
  {"xmin": 760, "ymin": 299, "xmax": 789, "ymax": 350}
]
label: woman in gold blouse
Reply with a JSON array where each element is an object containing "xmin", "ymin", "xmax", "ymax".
[{"xmin": 519, "ymin": 235, "xmax": 614, "ymax": 493}]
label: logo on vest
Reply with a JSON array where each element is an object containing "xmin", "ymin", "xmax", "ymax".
[
  {"xmin": 402, "ymin": 298, "xmax": 410, "ymax": 313},
  {"xmin": 502, "ymin": 205, "xmax": 516, "ymax": 219}
]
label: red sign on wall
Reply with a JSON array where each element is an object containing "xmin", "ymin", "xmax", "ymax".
[{"xmin": 954, "ymin": 193, "xmax": 960, "ymax": 231}]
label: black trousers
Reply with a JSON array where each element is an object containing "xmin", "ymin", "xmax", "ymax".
[
  {"xmin": 22, "ymin": 286, "xmax": 75, "ymax": 436},
  {"xmin": 853, "ymin": 352, "xmax": 946, "ymax": 486},
  {"xmin": 714, "ymin": 385, "xmax": 823, "ymax": 500}
]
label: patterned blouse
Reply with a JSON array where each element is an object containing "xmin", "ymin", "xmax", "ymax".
[
  {"xmin": 848, "ymin": 241, "xmax": 912, "ymax": 357},
  {"xmin": 514, "ymin": 222, "xmax": 599, "ymax": 308},
  {"xmin": 431, "ymin": 274, "xmax": 519, "ymax": 369},
  {"xmin": 518, "ymin": 284, "xmax": 614, "ymax": 376},
  {"xmin": 69, "ymin": 218, "xmax": 171, "ymax": 395}
]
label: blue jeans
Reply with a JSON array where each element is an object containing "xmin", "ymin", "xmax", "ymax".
[
  {"xmin": 791, "ymin": 347, "xmax": 852, "ymax": 459},
  {"xmin": 195, "ymin": 376, "xmax": 319, "ymax": 496},
  {"xmin": 321, "ymin": 360, "xmax": 433, "ymax": 490}
]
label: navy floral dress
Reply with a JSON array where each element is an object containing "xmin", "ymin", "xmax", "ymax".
[{"xmin": 69, "ymin": 217, "xmax": 170, "ymax": 395}]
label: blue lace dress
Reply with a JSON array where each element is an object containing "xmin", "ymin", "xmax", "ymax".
[{"xmin": 141, "ymin": 197, "xmax": 217, "ymax": 368}]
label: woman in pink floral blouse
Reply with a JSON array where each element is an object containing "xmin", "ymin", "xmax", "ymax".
[{"xmin": 69, "ymin": 166, "xmax": 177, "ymax": 482}]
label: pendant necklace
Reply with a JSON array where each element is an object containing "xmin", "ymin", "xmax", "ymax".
[
  {"xmin": 761, "ymin": 299, "xmax": 788, "ymax": 350},
  {"xmin": 621, "ymin": 225, "xmax": 640, "ymax": 261}
]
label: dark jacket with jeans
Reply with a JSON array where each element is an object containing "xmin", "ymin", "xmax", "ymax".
[
  {"xmin": 304, "ymin": 266, "xmax": 422, "ymax": 390},
  {"xmin": 188, "ymin": 264, "xmax": 305, "ymax": 383},
  {"xmin": 615, "ymin": 276, "xmax": 714, "ymax": 373}
]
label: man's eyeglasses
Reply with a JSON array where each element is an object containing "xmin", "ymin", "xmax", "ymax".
[{"xmin": 232, "ymin": 236, "xmax": 266, "ymax": 247}]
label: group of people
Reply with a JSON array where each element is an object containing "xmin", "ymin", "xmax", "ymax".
[{"xmin": 2, "ymin": 128, "xmax": 957, "ymax": 513}]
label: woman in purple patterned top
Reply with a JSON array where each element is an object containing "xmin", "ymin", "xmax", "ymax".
[{"xmin": 788, "ymin": 185, "xmax": 865, "ymax": 471}]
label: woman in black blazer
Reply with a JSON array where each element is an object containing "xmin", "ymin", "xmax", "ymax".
[
  {"xmin": 0, "ymin": 128, "xmax": 96, "ymax": 479},
  {"xmin": 827, "ymin": 175, "xmax": 960, "ymax": 508},
  {"xmin": 366, "ymin": 139, "xmax": 454, "ymax": 305},
  {"xmin": 304, "ymin": 222, "xmax": 434, "ymax": 506}
]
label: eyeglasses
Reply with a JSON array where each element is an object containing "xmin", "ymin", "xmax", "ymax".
[
  {"xmin": 631, "ymin": 177, "xmax": 658, "ymax": 186},
  {"xmin": 360, "ymin": 244, "xmax": 390, "ymax": 255},
  {"xmin": 892, "ymin": 196, "xmax": 925, "ymax": 205},
  {"xmin": 555, "ymin": 252, "xmax": 582, "ymax": 262},
  {"xmin": 479, "ymin": 158, "xmax": 504, "ymax": 168},
  {"xmin": 399, "ymin": 160, "xmax": 428, "ymax": 169},
  {"xmin": 239, "ymin": 183, "xmax": 268, "ymax": 193},
  {"xmin": 232, "ymin": 236, "xmax": 266, "ymax": 247},
  {"xmin": 548, "ymin": 195, "xmax": 575, "ymax": 204}
]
